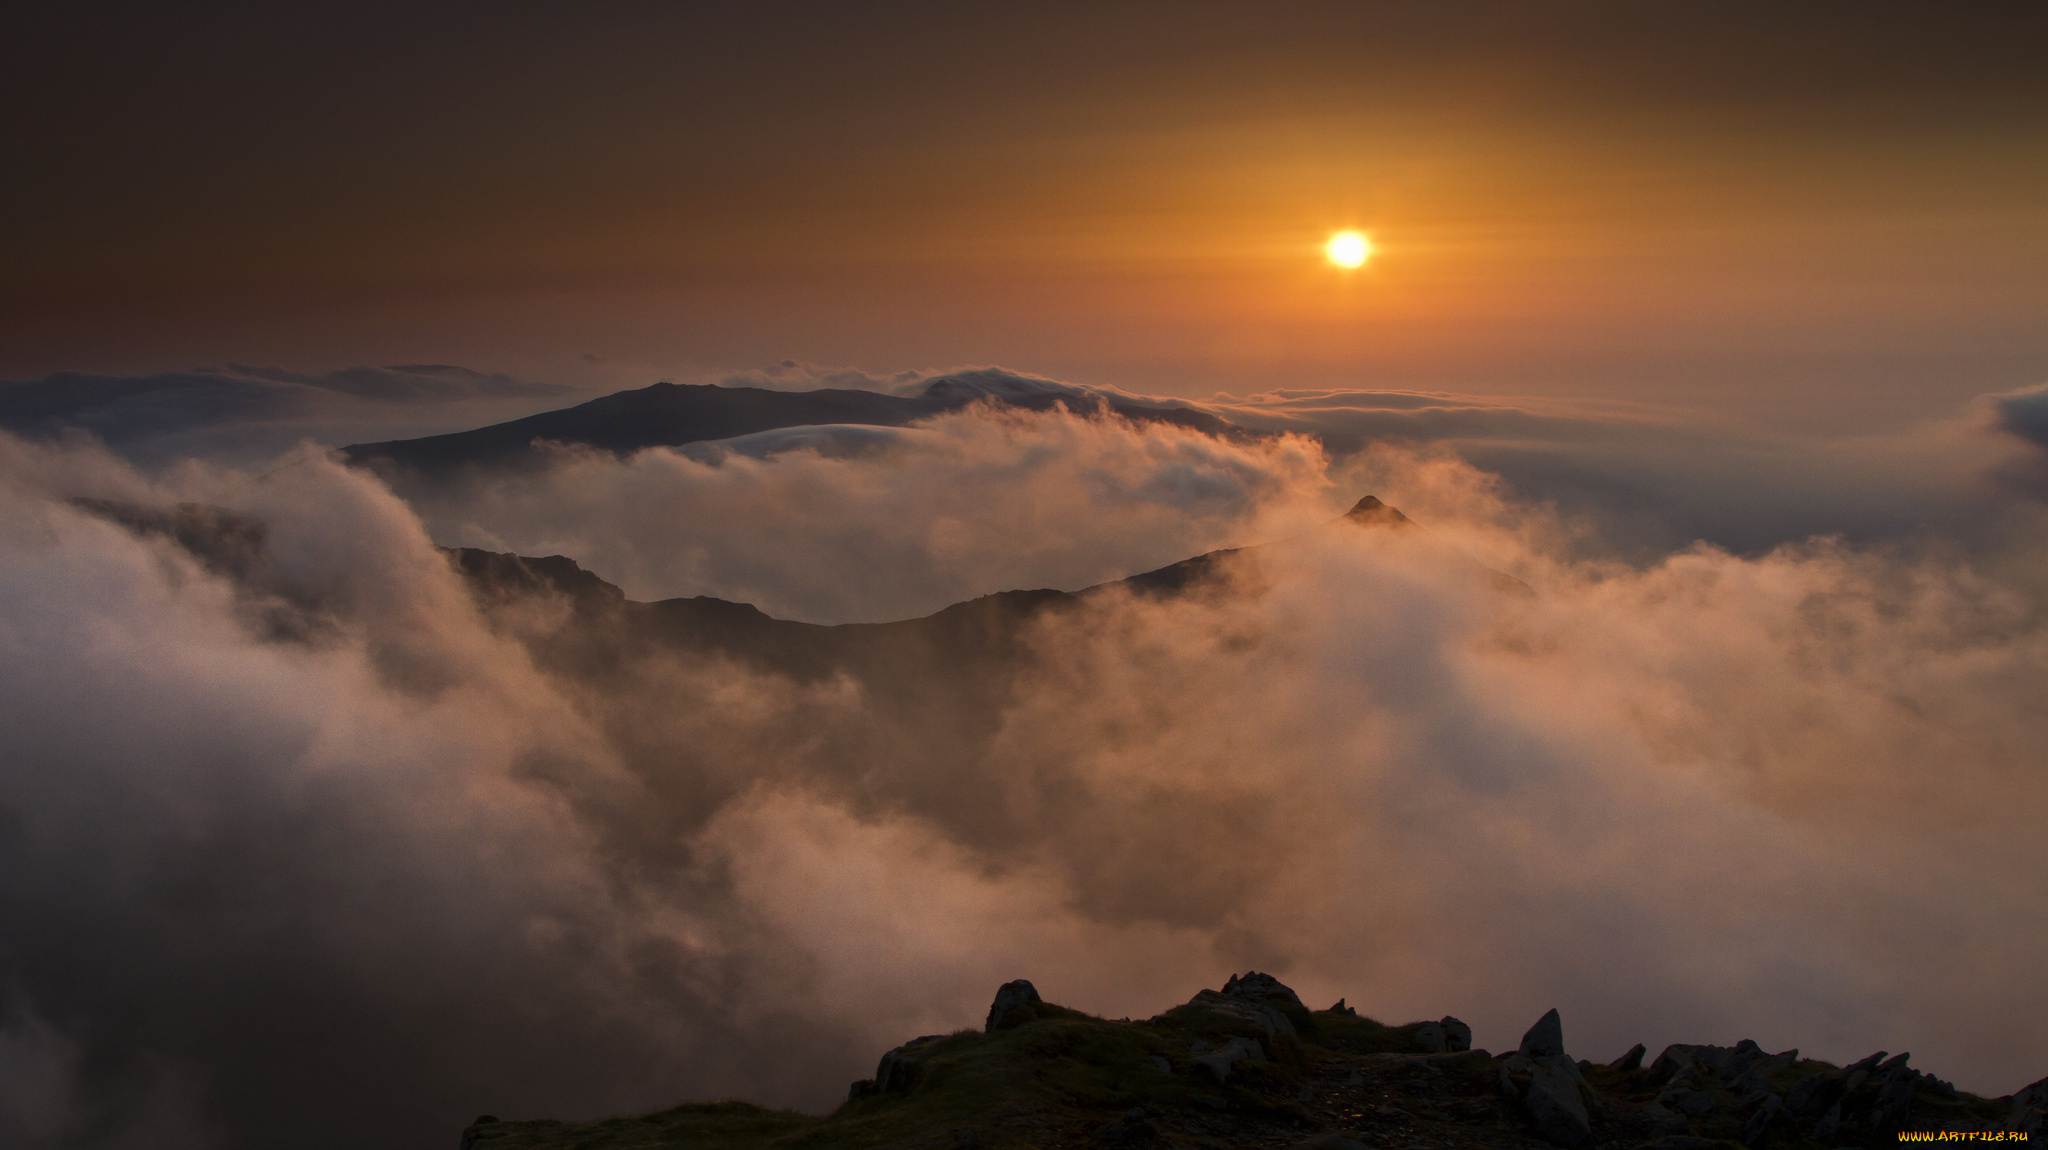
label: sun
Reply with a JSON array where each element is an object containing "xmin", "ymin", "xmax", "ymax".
[{"xmin": 1325, "ymin": 230, "xmax": 1371, "ymax": 268}]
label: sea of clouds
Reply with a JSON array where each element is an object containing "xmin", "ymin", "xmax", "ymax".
[{"xmin": 2, "ymin": 373, "xmax": 2047, "ymax": 1149}]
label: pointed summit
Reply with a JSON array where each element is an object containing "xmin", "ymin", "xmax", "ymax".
[{"xmin": 1343, "ymin": 495, "xmax": 1415, "ymax": 529}]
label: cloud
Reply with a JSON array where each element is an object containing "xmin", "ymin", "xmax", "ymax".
[
  {"xmin": 713, "ymin": 360, "xmax": 933, "ymax": 395},
  {"xmin": 0, "ymin": 365, "xmax": 578, "ymax": 469},
  {"xmin": 1992, "ymin": 383, "xmax": 2048, "ymax": 450},
  {"xmin": 1, "ymin": 395, "xmax": 2046, "ymax": 1148},
  {"xmin": 1183, "ymin": 384, "xmax": 2028, "ymax": 561},
  {"xmin": 399, "ymin": 403, "xmax": 1338, "ymax": 623},
  {"xmin": 381, "ymin": 374, "xmax": 2030, "ymax": 616}
]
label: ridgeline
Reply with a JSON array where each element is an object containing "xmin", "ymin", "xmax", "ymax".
[{"xmin": 458, "ymin": 973, "xmax": 2046, "ymax": 1150}]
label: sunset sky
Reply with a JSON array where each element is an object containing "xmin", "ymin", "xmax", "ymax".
[
  {"xmin": 6, "ymin": 8, "xmax": 2048, "ymax": 1148},
  {"xmin": 7, "ymin": 2, "xmax": 2044, "ymax": 425}
]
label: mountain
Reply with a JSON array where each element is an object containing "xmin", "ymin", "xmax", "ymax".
[
  {"xmin": 458, "ymin": 971, "xmax": 2046, "ymax": 1150},
  {"xmin": 343, "ymin": 371, "xmax": 1244, "ymax": 474},
  {"xmin": 71, "ymin": 491, "xmax": 1496, "ymax": 734},
  {"xmin": 441, "ymin": 494, "xmax": 1492, "ymax": 693}
]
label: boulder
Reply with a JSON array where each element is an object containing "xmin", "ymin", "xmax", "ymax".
[
  {"xmin": 1216, "ymin": 971, "xmax": 1316, "ymax": 1036},
  {"xmin": 1414, "ymin": 1021, "xmax": 1448, "ymax": 1054},
  {"xmin": 458, "ymin": 1118, "xmax": 500, "ymax": 1150},
  {"xmin": 862, "ymin": 1033, "xmax": 948, "ymax": 1097},
  {"xmin": 1221, "ymin": 971, "xmax": 1306, "ymax": 1011},
  {"xmin": 1811, "ymin": 1099, "xmax": 1844, "ymax": 1143},
  {"xmin": 1184, "ymin": 991, "xmax": 1298, "ymax": 1043},
  {"xmin": 1523, "ymin": 1053, "xmax": 1594, "ymax": 1146},
  {"xmin": 1191, "ymin": 1036, "xmax": 1266, "ymax": 1086},
  {"xmin": 1786, "ymin": 1071, "xmax": 1844, "ymax": 1119},
  {"xmin": 1874, "ymin": 1062, "xmax": 1918, "ymax": 1131},
  {"xmin": 1648, "ymin": 1044, "xmax": 1700, "ymax": 1084},
  {"xmin": 875, "ymin": 1048, "xmax": 918, "ymax": 1093},
  {"xmin": 1440, "ymin": 1016, "xmax": 1473, "ymax": 1052},
  {"xmin": 1521, "ymin": 1009, "xmax": 1567, "ymax": 1058},
  {"xmin": 1671, "ymin": 1089, "xmax": 1717, "ymax": 1117},
  {"xmin": 1741, "ymin": 1094, "xmax": 1782, "ymax": 1145},
  {"xmin": 2006, "ymin": 1074, "xmax": 2048, "ymax": 1132},
  {"xmin": 1638, "ymin": 1100, "xmax": 1688, "ymax": 1136},
  {"xmin": 1501, "ymin": 1040, "xmax": 1596, "ymax": 1149},
  {"xmin": 985, "ymin": 980, "xmax": 1043, "ymax": 1032},
  {"xmin": 1610, "ymin": 1043, "xmax": 1647, "ymax": 1072}
]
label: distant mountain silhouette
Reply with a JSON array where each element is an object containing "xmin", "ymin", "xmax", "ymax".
[
  {"xmin": 460, "ymin": 970, "xmax": 2036, "ymax": 1150},
  {"xmin": 343, "ymin": 371, "xmax": 1244, "ymax": 474},
  {"xmin": 445, "ymin": 494, "xmax": 1461, "ymax": 685}
]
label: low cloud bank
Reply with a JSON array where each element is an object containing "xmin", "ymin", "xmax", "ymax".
[{"xmin": 1, "ymin": 402, "xmax": 2046, "ymax": 1149}]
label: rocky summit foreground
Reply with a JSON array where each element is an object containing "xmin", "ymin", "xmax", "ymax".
[{"xmin": 458, "ymin": 974, "xmax": 2044, "ymax": 1150}]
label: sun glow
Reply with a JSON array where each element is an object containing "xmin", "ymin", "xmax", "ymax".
[{"xmin": 1325, "ymin": 230, "xmax": 1371, "ymax": 268}]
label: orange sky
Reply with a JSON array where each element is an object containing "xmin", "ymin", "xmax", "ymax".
[{"xmin": 5, "ymin": 3, "xmax": 2044, "ymax": 426}]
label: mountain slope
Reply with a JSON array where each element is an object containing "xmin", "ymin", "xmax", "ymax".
[
  {"xmin": 343, "ymin": 372, "xmax": 1243, "ymax": 474},
  {"xmin": 458, "ymin": 972, "xmax": 2045, "ymax": 1150}
]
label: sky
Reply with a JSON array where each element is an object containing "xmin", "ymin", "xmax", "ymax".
[
  {"xmin": 5, "ymin": 2, "xmax": 2046, "ymax": 426},
  {"xmin": 5, "ymin": 5, "xmax": 2048, "ymax": 1149}
]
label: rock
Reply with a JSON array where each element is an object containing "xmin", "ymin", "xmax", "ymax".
[
  {"xmin": 1440, "ymin": 1016, "xmax": 1473, "ymax": 1052},
  {"xmin": 846, "ymin": 1078, "xmax": 877, "ymax": 1102},
  {"xmin": 867, "ymin": 1034, "xmax": 947, "ymax": 1096},
  {"xmin": 1149, "ymin": 1055, "xmax": 1171, "ymax": 1073},
  {"xmin": 1520, "ymin": 1009, "xmax": 1567, "ymax": 1058},
  {"xmin": 2008, "ymin": 1074, "xmax": 2048, "ymax": 1111},
  {"xmin": 1638, "ymin": 1100, "xmax": 1688, "ymax": 1136},
  {"xmin": 1330, "ymin": 998, "xmax": 1357, "ymax": 1016},
  {"xmin": 1611, "ymin": 1044, "xmax": 1646, "ymax": 1072},
  {"xmin": 1262, "ymin": 1006, "xmax": 1300, "ymax": 1041},
  {"xmin": 875, "ymin": 1048, "xmax": 918, "ymax": 1093},
  {"xmin": 1648, "ymin": 1045, "xmax": 1700, "ymax": 1083},
  {"xmin": 1414, "ymin": 1021, "xmax": 1448, "ymax": 1054},
  {"xmin": 1190, "ymin": 1035, "xmax": 1265, "ymax": 1086},
  {"xmin": 1811, "ymin": 1099, "xmax": 1843, "ymax": 1143},
  {"xmin": 1787, "ymin": 1071, "xmax": 1844, "ymax": 1119},
  {"xmin": 2007, "ymin": 1074, "xmax": 2048, "ymax": 1127},
  {"xmin": 1875, "ymin": 1064, "xmax": 1918, "ymax": 1131},
  {"xmin": 1672, "ymin": 1090, "xmax": 1718, "ymax": 1117},
  {"xmin": 1185, "ymin": 990, "xmax": 1299, "ymax": 1044},
  {"xmin": 1221, "ymin": 971, "xmax": 1306, "ymax": 1012},
  {"xmin": 1523, "ymin": 1053, "xmax": 1594, "ymax": 1146},
  {"xmin": 458, "ymin": 1117, "xmax": 500, "ymax": 1150},
  {"xmin": 985, "ymin": 980, "xmax": 1043, "ymax": 1032},
  {"xmin": 1742, "ymin": 1094, "xmax": 1782, "ymax": 1145}
]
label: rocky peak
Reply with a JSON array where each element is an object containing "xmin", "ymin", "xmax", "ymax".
[{"xmin": 1343, "ymin": 495, "xmax": 1416, "ymax": 528}]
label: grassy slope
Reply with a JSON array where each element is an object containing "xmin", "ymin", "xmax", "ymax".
[{"xmin": 461, "ymin": 993, "xmax": 2032, "ymax": 1150}]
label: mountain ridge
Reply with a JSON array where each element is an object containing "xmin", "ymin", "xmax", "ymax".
[
  {"xmin": 343, "ymin": 373, "xmax": 1246, "ymax": 475},
  {"xmin": 456, "ymin": 971, "xmax": 2047, "ymax": 1150}
]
